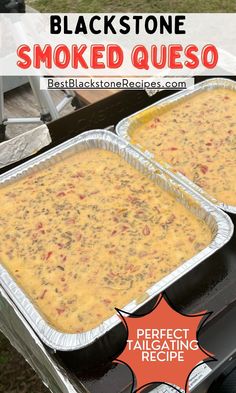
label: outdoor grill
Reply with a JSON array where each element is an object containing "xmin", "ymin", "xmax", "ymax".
[{"xmin": 1, "ymin": 76, "xmax": 236, "ymax": 393}]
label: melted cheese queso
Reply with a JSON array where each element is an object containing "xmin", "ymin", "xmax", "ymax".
[
  {"xmin": 130, "ymin": 88, "xmax": 236, "ymax": 206},
  {"xmin": 0, "ymin": 149, "xmax": 212, "ymax": 333}
]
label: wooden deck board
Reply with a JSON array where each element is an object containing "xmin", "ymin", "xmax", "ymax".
[{"xmin": 75, "ymin": 89, "xmax": 116, "ymax": 105}]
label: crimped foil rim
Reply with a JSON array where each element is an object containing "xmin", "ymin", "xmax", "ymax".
[
  {"xmin": 0, "ymin": 130, "xmax": 233, "ymax": 351},
  {"xmin": 116, "ymin": 77, "xmax": 236, "ymax": 214}
]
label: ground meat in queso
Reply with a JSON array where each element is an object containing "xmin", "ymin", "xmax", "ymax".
[
  {"xmin": 130, "ymin": 88, "xmax": 236, "ymax": 206},
  {"xmin": 0, "ymin": 149, "xmax": 212, "ymax": 333}
]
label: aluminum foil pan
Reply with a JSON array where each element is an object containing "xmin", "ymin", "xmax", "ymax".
[
  {"xmin": 0, "ymin": 130, "xmax": 233, "ymax": 351},
  {"xmin": 0, "ymin": 287, "xmax": 82, "ymax": 393},
  {"xmin": 116, "ymin": 77, "xmax": 236, "ymax": 214}
]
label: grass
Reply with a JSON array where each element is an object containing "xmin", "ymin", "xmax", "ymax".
[{"xmin": 26, "ymin": 0, "xmax": 236, "ymax": 13}]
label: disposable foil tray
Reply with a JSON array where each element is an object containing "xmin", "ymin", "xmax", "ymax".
[
  {"xmin": 116, "ymin": 77, "xmax": 236, "ymax": 214},
  {"xmin": 0, "ymin": 130, "xmax": 233, "ymax": 351}
]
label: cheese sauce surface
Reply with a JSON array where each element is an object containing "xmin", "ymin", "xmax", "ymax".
[
  {"xmin": 0, "ymin": 149, "xmax": 212, "ymax": 333},
  {"xmin": 130, "ymin": 88, "xmax": 236, "ymax": 206}
]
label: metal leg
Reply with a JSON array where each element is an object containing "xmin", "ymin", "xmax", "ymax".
[
  {"xmin": 65, "ymin": 90, "xmax": 83, "ymax": 110},
  {"xmin": 0, "ymin": 76, "xmax": 6, "ymax": 141},
  {"xmin": 6, "ymin": 117, "xmax": 42, "ymax": 124},
  {"xmin": 28, "ymin": 76, "xmax": 60, "ymax": 122},
  {"xmin": 56, "ymin": 90, "xmax": 82, "ymax": 112},
  {"xmin": 1, "ymin": 18, "xmax": 61, "ymax": 127},
  {"xmin": 0, "ymin": 75, "xmax": 77, "ymax": 139},
  {"xmin": 71, "ymin": 95, "xmax": 83, "ymax": 110}
]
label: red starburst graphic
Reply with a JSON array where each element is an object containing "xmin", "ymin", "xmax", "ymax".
[{"xmin": 115, "ymin": 294, "xmax": 214, "ymax": 393}]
